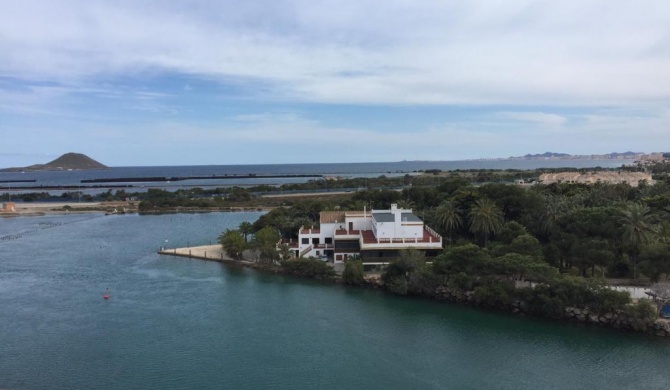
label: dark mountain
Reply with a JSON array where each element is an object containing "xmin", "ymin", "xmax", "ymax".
[{"xmin": 0, "ymin": 153, "xmax": 108, "ymax": 172}]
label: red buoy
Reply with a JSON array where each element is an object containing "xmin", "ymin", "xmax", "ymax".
[{"xmin": 103, "ymin": 294, "xmax": 110, "ymax": 300}]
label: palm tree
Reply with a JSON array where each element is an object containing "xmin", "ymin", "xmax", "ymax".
[
  {"xmin": 617, "ymin": 203, "xmax": 658, "ymax": 279},
  {"xmin": 656, "ymin": 221, "xmax": 670, "ymax": 244},
  {"xmin": 434, "ymin": 201, "xmax": 462, "ymax": 244},
  {"xmin": 468, "ymin": 198, "xmax": 504, "ymax": 247},
  {"xmin": 238, "ymin": 221, "xmax": 253, "ymax": 243},
  {"xmin": 540, "ymin": 195, "xmax": 568, "ymax": 237}
]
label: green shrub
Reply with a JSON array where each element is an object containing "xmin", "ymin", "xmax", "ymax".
[
  {"xmin": 408, "ymin": 264, "xmax": 443, "ymax": 296},
  {"xmin": 473, "ymin": 281, "xmax": 515, "ymax": 306},
  {"xmin": 342, "ymin": 260, "xmax": 365, "ymax": 285},
  {"xmin": 386, "ymin": 276, "xmax": 408, "ymax": 295},
  {"xmin": 623, "ymin": 300, "xmax": 658, "ymax": 331},
  {"xmin": 281, "ymin": 259, "xmax": 336, "ymax": 281}
]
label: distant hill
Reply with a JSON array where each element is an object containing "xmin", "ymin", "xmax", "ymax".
[
  {"xmin": 523, "ymin": 152, "xmax": 571, "ymax": 158},
  {"xmin": 504, "ymin": 151, "xmax": 645, "ymax": 161},
  {"xmin": 0, "ymin": 153, "xmax": 108, "ymax": 172}
]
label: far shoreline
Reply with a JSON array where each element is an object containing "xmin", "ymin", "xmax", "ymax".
[{"xmin": 0, "ymin": 201, "xmax": 273, "ymax": 218}]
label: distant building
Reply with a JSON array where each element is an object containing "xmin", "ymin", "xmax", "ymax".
[
  {"xmin": 539, "ymin": 172, "xmax": 653, "ymax": 187},
  {"xmin": 284, "ymin": 204, "xmax": 442, "ymax": 265},
  {"xmin": 1, "ymin": 202, "xmax": 16, "ymax": 212}
]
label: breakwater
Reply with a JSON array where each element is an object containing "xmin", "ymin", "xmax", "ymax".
[
  {"xmin": 81, "ymin": 174, "xmax": 323, "ymax": 183},
  {"xmin": 0, "ymin": 179, "xmax": 36, "ymax": 183}
]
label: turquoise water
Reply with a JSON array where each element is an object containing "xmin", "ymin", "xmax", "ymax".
[{"xmin": 1, "ymin": 212, "xmax": 669, "ymax": 390}]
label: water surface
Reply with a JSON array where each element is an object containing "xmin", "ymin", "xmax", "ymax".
[{"xmin": 1, "ymin": 212, "xmax": 669, "ymax": 389}]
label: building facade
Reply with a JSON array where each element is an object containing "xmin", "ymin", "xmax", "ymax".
[
  {"xmin": 286, "ymin": 204, "xmax": 443, "ymax": 265},
  {"xmin": 1, "ymin": 202, "xmax": 16, "ymax": 212},
  {"xmin": 539, "ymin": 172, "xmax": 653, "ymax": 187}
]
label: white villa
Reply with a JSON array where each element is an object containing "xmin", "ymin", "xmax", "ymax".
[{"xmin": 285, "ymin": 204, "xmax": 443, "ymax": 265}]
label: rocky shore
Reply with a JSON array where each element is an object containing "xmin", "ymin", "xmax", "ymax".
[
  {"xmin": 158, "ymin": 249, "xmax": 670, "ymax": 338},
  {"xmin": 427, "ymin": 284, "xmax": 670, "ymax": 337}
]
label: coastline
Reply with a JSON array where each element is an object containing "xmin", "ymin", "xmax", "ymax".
[
  {"xmin": 159, "ymin": 245, "xmax": 670, "ymax": 338},
  {"xmin": 0, "ymin": 202, "xmax": 274, "ymax": 218}
]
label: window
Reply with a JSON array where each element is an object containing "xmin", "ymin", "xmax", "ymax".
[
  {"xmin": 316, "ymin": 251, "xmax": 320, "ymax": 256},
  {"xmin": 301, "ymin": 238, "xmax": 309, "ymax": 244},
  {"xmin": 312, "ymin": 238, "xmax": 319, "ymax": 245},
  {"xmin": 325, "ymin": 237, "xmax": 332, "ymax": 244}
]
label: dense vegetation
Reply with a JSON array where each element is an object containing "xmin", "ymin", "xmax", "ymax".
[
  {"xmin": 250, "ymin": 173, "xmax": 670, "ymax": 283},
  {"xmin": 214, "ymin": 166, "xmax": 670, "ymax": 329}
]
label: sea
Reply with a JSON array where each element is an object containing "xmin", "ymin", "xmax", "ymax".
[
  {"xmin": 0, "ymin": 159, "xmax": 635, "ymax": 196},
  {"xmin": 1, "ymin": 212, "xmax": 669, "ymax": 389}
]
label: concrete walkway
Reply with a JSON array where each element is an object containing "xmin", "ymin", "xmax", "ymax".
[{"xmin": 158, "ymin": 244, "xmax": 255, "ymax": 265}]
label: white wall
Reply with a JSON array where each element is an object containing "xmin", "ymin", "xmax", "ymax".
[{"xmin": 345, "ymin": 215, "xmax": 371, "ymax": 231}]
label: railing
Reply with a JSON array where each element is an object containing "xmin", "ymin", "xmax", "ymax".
[
  {"xmin": 300, "ymin": 245, "xmax": 313, "ymax": 257},
  {"xmin": 425, "ymin": 226, "xmax": 440, "ymax": 238}
]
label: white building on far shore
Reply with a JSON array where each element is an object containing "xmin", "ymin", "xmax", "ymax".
[{"xmin": 539, "ymin": 171, "xmax": 653, "ymax": 187}]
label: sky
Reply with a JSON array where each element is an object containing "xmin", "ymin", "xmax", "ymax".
[{"xmin": 1, "ymin": 0, "xmax": 669, "ymax": 167}]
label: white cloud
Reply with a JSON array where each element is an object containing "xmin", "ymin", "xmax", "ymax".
[
  {"xmin": 2, "ymin": 1, "xmax": 670, "ymax": 166},
  {"xmin": 498, "ymin": 112, "xmax": 567, "ymax": 127},
  {"xmin": 1, "ymin": 0, "xmax": 669, "ymax": 106}
]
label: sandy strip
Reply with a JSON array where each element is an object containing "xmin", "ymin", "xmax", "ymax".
[{"xmin": 0, "ymin": 201, "xmax": 129, "ymax": 216}]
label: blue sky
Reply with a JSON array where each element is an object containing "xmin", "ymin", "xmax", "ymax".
[{"xmin": 1, "ymin": 0, "xmax": 669, "ymax": 167}]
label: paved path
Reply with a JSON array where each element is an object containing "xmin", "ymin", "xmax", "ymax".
[{"xmin": 158, "ymin": 244, "xmax": 255, "ymax": 265}]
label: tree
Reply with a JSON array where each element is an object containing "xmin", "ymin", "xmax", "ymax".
[
  {"xmin": 251, "ymin": 227, "xmax": 281, "ymax": 263},
  {"xmin": 434, "ymin": 201, "xmax": 462, "ymax": 244},
  {"xmin": 496, "ymin": 221, "xmax": 528, "ymax": 245},
  {"xmin": 468, "ymin": 198, "xmax": 504, "ymax": 246},
  {"xmin": 639, "ymin": 243, "xmax": 670, "ymax": 282},
  {"xmin": 382, "ymin": 249, "xmax": 426, "ymax": 295},
  {"xmin": 238, "ymin": 221, "xmax": 253, "ymax": 243},
  {"xmin": 278, "ymin": 243, "xmax": 293, "ymax": 263},
  {"xmin": 538, "ymin": 195, "xmax": 568, "ymax": 238},
  {"xmin": 618, "ymin": 203, "xmax": 658, "ymax": 279},
  {"xmin": 218, "ymin": 229, "xmax": 247, "ymax": 260},
  {"xmin": 502, "ymin": 234, "xmax": 544, "ymax": 262},
  {"xmin": 570, "ymin": 238, "xmax": 614, "ymax": 277},
  {"xmin": 433, "ymin": 243, "xmax": 491, "ymax": 276}
]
